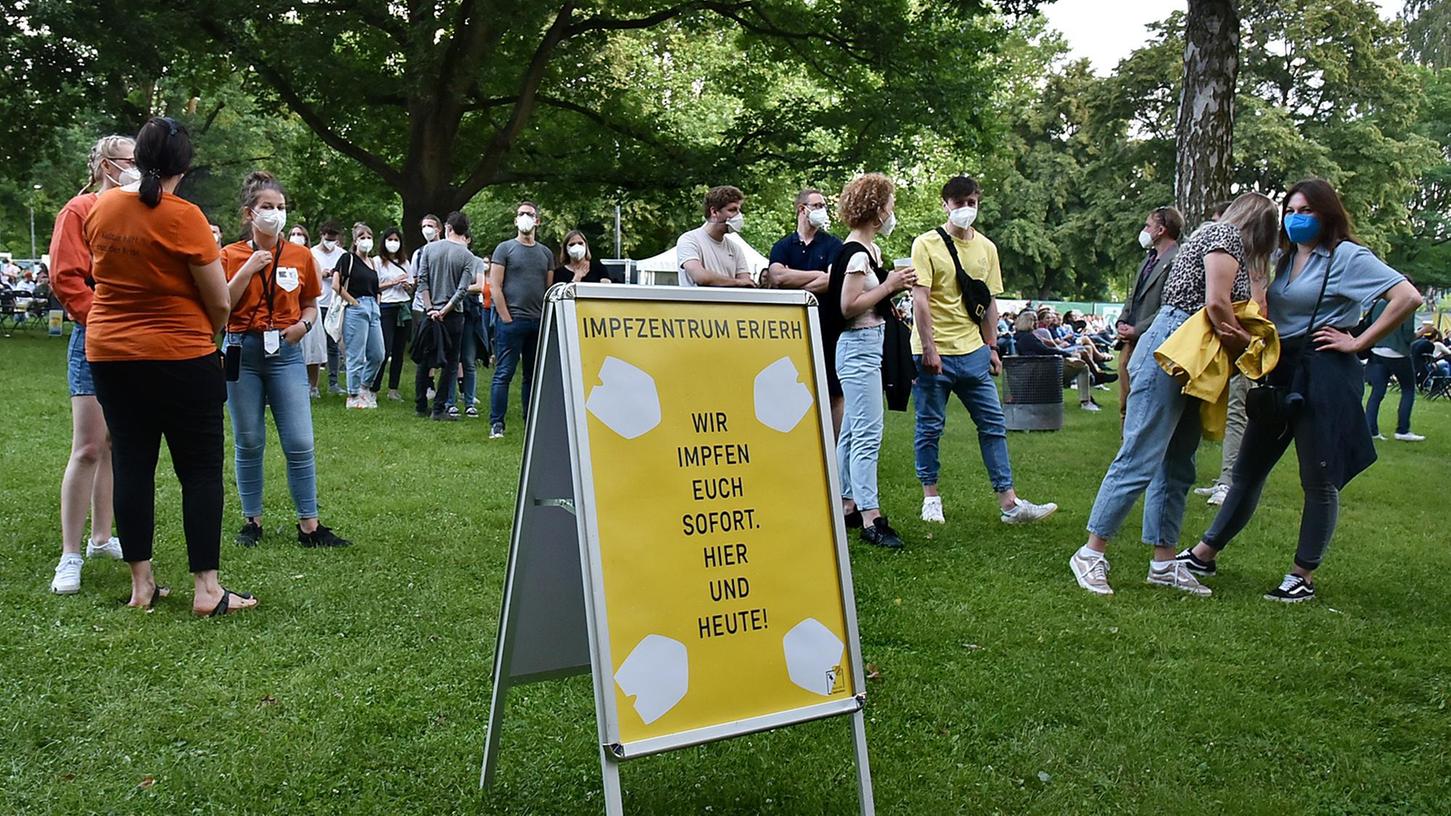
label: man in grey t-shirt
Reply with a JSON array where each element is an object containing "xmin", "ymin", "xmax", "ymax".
[
  {"xmin": 413, "ymin": 211, "xmax": 478, "ymax": 419},
  {"xmin": 488, "ymin": 200, "xmax": 554, "ymax": 437},
  {"xmin": 677, "ymin": 185, "xmax": 755, "ymax": 287}
]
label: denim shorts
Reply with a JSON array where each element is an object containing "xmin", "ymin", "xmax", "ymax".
[{"xmin": 67, "ymin": 323, "xmax": 95, "ymax": 397}]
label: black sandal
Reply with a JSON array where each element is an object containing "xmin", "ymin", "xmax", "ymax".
[{"xmin": 202, "ymin": 587, "xmax": 256, "ymax": 618}]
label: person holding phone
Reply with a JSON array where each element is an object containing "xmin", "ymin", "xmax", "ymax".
[
  {"xmin": 827, "ymin": 173, "xmax": 916, "ymax": 549},
  {"xmin": 222, "ymin": 171, "xmax": 351, "ymax": 551}
]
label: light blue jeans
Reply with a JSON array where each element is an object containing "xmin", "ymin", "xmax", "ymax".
[
  {"xmin": 837, "ymin": 325, "xmax": 885, "ymax": 511},
  {"xmin": 224, "ymin": 332, "xmax": 318, "ymax": 519},
  {"xmin": 912, "ymin": 346, "xmax": 1013, "ymax": 493},
  {"xmin": 343, "ymin": 296, "xmax": 384, "ymax": 396},
  {"xmin": 1085, "ymin": 305, "xmax": 1200, "ymax": 546}
]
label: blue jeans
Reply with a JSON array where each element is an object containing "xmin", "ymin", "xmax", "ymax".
[
  {"xmin": 67, "ymin": 323, "xmax": 96, "ymax": 397},
  {"xmin": 448, "ymin": 307, "xmax": 489, "ymax": 408},
  {"xmin": 1085, "ymin": 305, "xmax": 1200, "ymax": 546},
  {"xmin": 224, "ymin": 332, "xmax": 318, "ymax": 519},
  {"xmin": 836, "ymin": 326, "xmax": 885, "ymax": 511},
  {"xmin": 490, "ymin": 317, "xmax": 540, "ymax": 426},
  {"xmin": 912, "ymin": 346, "xmax": 1013, "ymax": 493},
  {"xmin": 343, "ymin": 297, "xmax": 384, "ymax": 396},
  {"xmin": 1364, "ymin": 354, "xmax": 1415, "ymax": 436}
]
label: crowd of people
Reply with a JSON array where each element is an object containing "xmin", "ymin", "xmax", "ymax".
[{"xmin": 36, "ymin": 114, "xmax": 1429, "ymax": 613}]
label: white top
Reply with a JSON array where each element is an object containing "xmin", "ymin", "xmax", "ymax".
[
  {"xmin": 311, "ymin": 244, "xmax": 346, "ymax": 307},
  {"xmin": 1371, "ymin": 347, "xmax": 1406, "ymax": 359},
  {"xmin": 843, "ymin": 249, "xmax": 885, "ymax": 330},
  {"xmin": 377, "ymin": 258, "xmax": 412, "ymax": 304}
]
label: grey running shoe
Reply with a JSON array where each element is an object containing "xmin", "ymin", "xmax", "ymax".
[
  {"xmin": 1146, "ymin": 560, "xmax": 1211, "ymax": 597},
  {"xmin": 1069, "ymin": 550, "xmax": 1113, "ymax": 595}
]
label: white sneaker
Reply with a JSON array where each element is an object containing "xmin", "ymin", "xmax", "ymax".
[
  {"xmin": 1070, "ymin": 550, "xmax": 1113, "ymax": 595},
  {"xmin": 51, "ymin": 554, "xmax": 84, "ymax": 594},
  {"xmin": 1001, "ymin": 498, "xmax": 1058, "ymax": 525},
  {"xmin": 1394, "ymin": 432, "xmax": 1425, "ymax": 442},
  {"xmin": 1207, "ymin": 484, "xmax": 1229, "ymax": 506},
  {"xmin": 921, "ymin": 496, "xmax": 945, "ymax": 524},
  {"xmin": 1146, "ymin": 560, "xmax": 1212, "ymax": 597},
  {"xmin": 1080, "ymin": 401, "xmax": 1101, "ymax": 412},
  {"xmin": 1193, "ymin": 485, "xmax": 1218, "ymax": 497},
  {"xmin": 85, "ymin": 536, "xmax": 124, "ymax": 560},
  {"xmin": 346, "ymin": 396, "xmax": 362, "ymax": 409},
  {"xmin": 1371, "ymin": 433, "xmax": 1387, "ymax": 441},
  {"xmin": 364, "ymin": 389, "xmax": 379, "ymax": 408}
]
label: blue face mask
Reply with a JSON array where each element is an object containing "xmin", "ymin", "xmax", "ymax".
[{"xmin": 1284, "ymin": 212, "xmax": 1321, "ymax": 245}]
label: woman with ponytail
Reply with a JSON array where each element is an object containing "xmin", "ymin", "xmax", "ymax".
[
  {"xmin": 223, "ymin": 171, "xmax": 351, "ymax": 550},
  {"xmin": 46, "ymin": 135, "xmax": 135, "ymax": 594},
  {"xmin": 83, "ymin": 116, "xmax": 257, "ymax": 617}
]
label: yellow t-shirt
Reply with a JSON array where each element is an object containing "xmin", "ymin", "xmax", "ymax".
[{"xmin": 909, "ymin": 228, "xmax": 1004, "ymax": 355}]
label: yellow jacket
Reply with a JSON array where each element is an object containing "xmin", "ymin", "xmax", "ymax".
[{"xmin": 1153, "ymin": 300, "xmax": 1281, "ymax": 441}]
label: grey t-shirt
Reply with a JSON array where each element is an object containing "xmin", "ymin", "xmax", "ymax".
[
  {"xmin": 415, "ymin": 239, "xmax": 477, "ymax": 313},
  {"xmin": 1269, "ymin": 242, "xmax": 1405, "ymax": 340},
  {"xmin": 676, "ymin": 225, "xmax": 749, "ymax": 286},
  {"xmin": 491, "ymin": 238, "xmax": 554, "ymax": 321}
]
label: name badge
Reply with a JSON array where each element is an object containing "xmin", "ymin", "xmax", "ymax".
[
  {"xmin": 276, "ymin": 266, "xmax": 300, "ymax": 292},
  {"xmin": 263, "ymin": 329, "xmax": 281, "ymax": 355}
]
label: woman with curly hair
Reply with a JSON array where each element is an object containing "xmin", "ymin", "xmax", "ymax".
[{"xmin": 825, "ymin": 173, "xmax": 917, "ymax": 549}]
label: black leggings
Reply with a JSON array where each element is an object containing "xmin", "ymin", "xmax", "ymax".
[
  {"xmin": 91, "ymin": 354, "xmax": 226, "ymax": 573},
  {"xmin": 1201, "ymin": 409, "xmax": 1339, "ymax": 572},
  {"xmin": 372, "ymin": 303, "xmax": 410, "ymax": 391}
]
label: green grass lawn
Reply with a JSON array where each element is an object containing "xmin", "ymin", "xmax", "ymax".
[{"xmin": 3, "ymin": 329, "xmax": 1449, "ymax": 815}]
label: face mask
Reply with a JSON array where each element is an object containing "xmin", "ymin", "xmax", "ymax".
[
  {"xmin": 355, "ymin": 238, "xmax": 374, "ymax": 255},
  {"xmin": 879, "ymin": 210, "xmax": 897, "ymax": 238},
  {"xmin": 422, "ymin": 225, "xmax": 438, "ymax": 241},
  {"xmin": 385, "ymin": 239, "xmax": 401, "ymax": 254},
  {"xmin": 567, "ymin": 244, "xmax": 587, "ymax": 260},
  {"xmin": 253, "ymin": 207, "xmax": 286, "ymax": 235},
  {"xmin": 322, "ymin": 239, "xmax": 337, "ymax": 252},
  {"xmin": 515, "ymin": 214, "xmax": 536, "ymax": 233},
  {"xmin": 807, "ymin": 208, "xmax": 830, "ymax": 229},
  {"xmin": 1138, "ymin": 229, "xmax": 1154, "ymax": 250},
  {"xmin": 1284, "ymin": 212, "xmax": 1321, "ymax": 245},
  {"xmin": 117, "ymin": 166, "xmax": 141, "ymax": 187},
  {"xmin": 725, "ymin": 213, "xmax": 744, "ymax": 233},
  {"xmin": 290, "ymin": 235, "xmax": 308, "ymax": 246},
  {"xmin": 948, "ymin": 205, "xmax": 977, "ymax": 229}
]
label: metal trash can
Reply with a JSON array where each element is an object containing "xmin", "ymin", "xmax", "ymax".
[{"xmin": 1001, "ymin": 355, "xmax": 1064, "ymax": 431}]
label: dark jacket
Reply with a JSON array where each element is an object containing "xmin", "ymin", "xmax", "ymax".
[
  {"xmin": 1272, "ymin": 341, "xmax": 1376, "ymax": 490},
  {"xmin": 1121, "ymin": 243, "xmax": 1179, "ymax": 336}
]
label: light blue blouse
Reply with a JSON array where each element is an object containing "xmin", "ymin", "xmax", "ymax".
[{"xmin": 1267, "ymin": 242, "xmax": 1405, "ymax": 340}]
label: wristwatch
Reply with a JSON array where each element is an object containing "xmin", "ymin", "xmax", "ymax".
[{"xmin": 302, "ymin": 318, "xmax": 314, "ymax": 331}]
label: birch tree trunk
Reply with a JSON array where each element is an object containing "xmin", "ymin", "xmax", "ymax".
[{"xmin": 1175, "ymin": 0, "xmax": 1240, "ymax": 229}]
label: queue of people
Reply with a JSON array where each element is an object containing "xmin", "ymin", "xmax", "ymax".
[{"xmin": 41, "ymin": 116, "xmax": 1427, "ymax": 613}]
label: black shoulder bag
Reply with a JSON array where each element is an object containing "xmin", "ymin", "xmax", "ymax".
[
  {"xmin": 934, "ymin": 227, "xmax": 993, "ymax": 325},
  {"xmin": 1245, "ymin": 246, "xmax": 1334, "ymax": 425}
]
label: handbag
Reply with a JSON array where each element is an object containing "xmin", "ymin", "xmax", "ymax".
[
  {"xmin": 1245, "ymin": 245, "xmax": 1334, "ymax": 425},
  {"xmin": 324, "ymin": 301, "xmax": 345, "ymax": 343}
]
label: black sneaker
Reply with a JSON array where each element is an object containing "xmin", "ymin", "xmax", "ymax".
[
  {"xmin": 860, "ymin": 516, "xmax": 904, "ymax": 550},
  {"xmin": 298, "ymin": 524, "xmax": 352, "ymax": 548},
  {"xmin": 235, "ymin": 520, "xmax": 263, "ymax": 548},
  {"xmin": 1175, "ymin": 548, "xmax": 1217, "ymax": 577},
  {"xmin": 1265, "ymin": 573, "xmax": 1315, "ymax": 603},
  {"xmin": 843, "ymin": 508, "xmax": 863, "ymax": 529},
  {"xmin": 431, "ymin": 410, "xmax": 458, "ymax": 422}
]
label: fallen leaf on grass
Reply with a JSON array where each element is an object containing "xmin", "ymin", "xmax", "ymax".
[
  {"xmin": 137, "ymin": 775, "xmax": 156, "ymax": 790},
  {"xmin": 1037, "ymin": 771, "xmax": 1051, "ymax": 784},
  {"xmin": 259, "ymin": 695, "xmax": 278, "ymax": 707},
  {"xmin": 865, "ymin": 663, "xmax": 882, "ymax": 680}
]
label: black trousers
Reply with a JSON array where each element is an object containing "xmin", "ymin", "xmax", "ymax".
[
  {"xmin": 91, "ymin": 354, "xmax": 226, "ymax": 573},
  {"xmin": 415, "ymin": 311, "xmax": 464, "ymax": 415},
  {"xmin": 372, "ymin": 303, "xmax": 410, "ymax": 392}
]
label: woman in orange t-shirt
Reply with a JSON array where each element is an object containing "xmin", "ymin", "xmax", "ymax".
[
  {"xmin": 223, "ymin": 171, "xmax": 349, "ymax": 550},
  {"xmin": 46, "ymin": 135, "xmax": 135, "ymax": 596},
  {"xmin": 83, "ymin": 116, "xmax": 256, "ymax": 617}
]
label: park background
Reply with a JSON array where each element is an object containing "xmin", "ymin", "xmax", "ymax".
[{"xmin": 4, "ymin": 0, "xmax": 1451, "ymax": 813}]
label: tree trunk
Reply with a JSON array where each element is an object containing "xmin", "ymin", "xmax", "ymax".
[{"xmin": 1175, "ymin": 0, "xmax": 1240, "ymax": 230}]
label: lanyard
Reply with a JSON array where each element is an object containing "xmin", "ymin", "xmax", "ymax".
[{"xmin": 246, "ymin": 238, "xmax": 284, "ymax": 330}]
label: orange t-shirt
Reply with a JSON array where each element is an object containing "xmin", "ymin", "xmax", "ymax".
[
  {"xmin": 48, "ymin": 193, "xmax": 100, "ymax": 324},
  {"xmin": 83, "ymin": 189, "xmax": 221, "ymax": 362},
  {"xmin": 223, "ymin": 238, "xmax": 323, "ymax": 333}
]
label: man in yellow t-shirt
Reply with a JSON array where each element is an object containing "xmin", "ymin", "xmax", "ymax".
[{"xmin": 909, "ymin": 175, "xmax": 1058, "ymax": 527}]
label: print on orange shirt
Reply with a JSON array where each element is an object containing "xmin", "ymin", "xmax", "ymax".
[{"xmin": 223, "ymin": 239, "xmax": 323, "ymax": 334}]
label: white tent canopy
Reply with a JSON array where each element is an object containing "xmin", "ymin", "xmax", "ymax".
[{"xmin": 635, "ymin": 233, "xmax": 770, "ymax": 284}]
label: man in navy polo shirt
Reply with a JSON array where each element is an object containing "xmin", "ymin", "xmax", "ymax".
[{"xmin": 765, "ymin": 188, "xmax": 845, "ymax": 431}]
